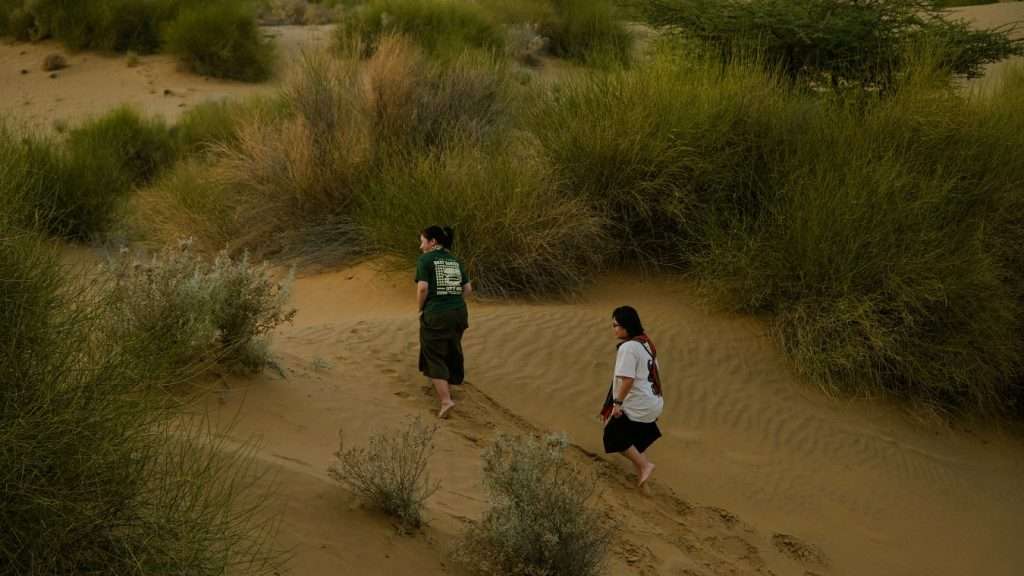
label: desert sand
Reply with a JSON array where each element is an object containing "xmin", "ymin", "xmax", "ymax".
[
  {"xmin": 196, "ymin": 262, "xmax": 1024, "ymax": 576},
  {"xmin": 11, "ymin": 5, "xmax": 1024, "ymax": 575}
]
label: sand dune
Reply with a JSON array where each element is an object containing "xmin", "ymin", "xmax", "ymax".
[{"xmin": 198, "ymin": 262, "xmax": 1024, "ymax": 576}]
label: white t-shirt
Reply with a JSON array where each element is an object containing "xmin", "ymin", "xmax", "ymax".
[{"xmin": 613, "ymin": 340, "xmax": 664, "ymax": 423}]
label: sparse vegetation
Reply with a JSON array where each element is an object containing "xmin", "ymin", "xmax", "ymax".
[
  {"xmin": 457, "ymin": 433, "xmax": 610, "ymax": 576},
  {"xmin": 329, "ymin": 418, "xmax": 439, "ymax": 532}
]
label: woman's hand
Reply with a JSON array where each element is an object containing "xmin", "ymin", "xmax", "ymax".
[{"xmin": 610, "ymin": 404, "xmax": 623, "ymax": 419}]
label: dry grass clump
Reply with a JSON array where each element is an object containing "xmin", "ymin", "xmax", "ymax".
[
  {"xmin": 0, "ymin": 229, "xmax": 282, "ymax": 575},
  {"xmin": 329, "ymin": 418, "xmax": 439, "ymax": 532},
  {"xmin": 457, "ymin": 433, "xmax": 610, "ymax": 576}
]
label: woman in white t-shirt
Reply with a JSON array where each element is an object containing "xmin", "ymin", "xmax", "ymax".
[{"xmin": 600, "ymin": 306, "xmax": 663, "ymax": 487}]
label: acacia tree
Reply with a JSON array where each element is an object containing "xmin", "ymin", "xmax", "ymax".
[{"xmin": 636, "ymin": 0, "xmax": 1023, "ymax": 91}]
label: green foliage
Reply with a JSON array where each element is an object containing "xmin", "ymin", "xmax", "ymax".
[
  {"xmin": 164, "ymin": 1, "xmax": 276, "ymax": 82},
  {"xmin": 68, "ymin": 106, "xmax": 175, "ymax": 183},
  {"xmin": 1, "ymin": 108, "xmax": 173, "ymax": 240},
  {"xmin": 0, "ymin": 230, "xmax": 281, "ymax": 576},
  {"xmin": 5, "ymin": 0, "xmax": 183, "ymax": 52},
  {"xmin": 342, "ymin": 0, "xmax": 505, "ymax": 58},
  {"xmin": 637, "ymin": 0, "xmax": 1023, "ymax": 91},
  {"xmin": 457, "ymin": 434, "xmax": 610, "ymax": 576},
  {"xmin": 329, "ymin": 418, "xmax": 439, "ymax": 532},
  {"xmin": 542, "ymin": 0, "xmax": 634, "ymax": 67}
]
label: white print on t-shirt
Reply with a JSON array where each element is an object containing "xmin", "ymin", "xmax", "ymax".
[
  {"xmin": 434, "ymin": 260, "xmax": 464, "ymax": 296},
  {"xmin": 613, "ymin": 340, "xmax": 664, "ymax": 424}
]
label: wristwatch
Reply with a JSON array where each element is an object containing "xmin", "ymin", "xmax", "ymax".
[{"xmin": 612, "ymin": 399, "xmax": 623, "ymax": 406}]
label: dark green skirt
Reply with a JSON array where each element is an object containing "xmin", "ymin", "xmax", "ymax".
[{"xmin": 419, "ymin": 306, "xmax": 468, "ymax": 384}]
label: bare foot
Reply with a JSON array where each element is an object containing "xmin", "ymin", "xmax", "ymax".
[
  {"xmin": 437, "ymin": 401, "xmax": 455, "ymax": 419},
  {"xmin": 638, "ymin": 462, "xmax": 655, "ymax": 487}
]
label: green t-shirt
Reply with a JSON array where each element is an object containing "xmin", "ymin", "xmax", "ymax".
[{"xmin": 416, "ymin": 249, "xmax": 470, "ymax": 313}]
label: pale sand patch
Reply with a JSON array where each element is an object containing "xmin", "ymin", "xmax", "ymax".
[
  {"xmin": 0, "ymin": 25, "xmax": 333, "ymax": 130},
  {"xmin": 197, "ymin": 261, "xmax": 1024, "ymax": 576}
]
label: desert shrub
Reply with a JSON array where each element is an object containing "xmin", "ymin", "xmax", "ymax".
[
  {"xmin": 341, "ymin": 0, "xmax": 505, "ymax": 58},
  {"xmin": 637, "ymin": 0, "xmax": 1023, "ymax": 91},
  {"xmin": 165, "ymin": 1, "xmax": 276, "ymax": 82},
  {"xmin": 457, "ymin": 433, "xmax": 610, "ymax": 576},
  {"xmin": 360, "ymin": 40, "xmax": 509, "ymax": 151},
  {"xmin": 12, "ymin": 0, "xmax": 182, "ymax": 52},
  {"xmin": 542, "ymin": 0, "xmax": 634, "ymax": 67},
  {"xmin": 67, "ymin": 106, "xmax": 175, "ymax": 183},
  {"xmin": 0, "ymin": 124, "xmax": 128, "ymax": 240},
  {"xmin": 0, "ymin": 230, "xmax": 281, "ymax": 575},
  {"xmin": 328, "ymin": 418, "xmax": 439, "ymax": 532},
  {"xmin": 105, "ymin": 243, "xmax": 295, "ymax": 377},
  {"xmin": 358, "ymin": 136, "xmax": 610, "ymax": 297}
]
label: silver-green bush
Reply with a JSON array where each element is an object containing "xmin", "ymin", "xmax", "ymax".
[
  {"xmin": 328, "ymin": 418, "xmax": 439, "ymax": 532},
  {"xmin": 457, "ymin": 434, "xmax": 610, "ymax": 576}
]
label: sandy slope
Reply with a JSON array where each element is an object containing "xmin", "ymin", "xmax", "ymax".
[{"xmin": 196, "ymin": 262, "xmax": 1024, "ymax": 576}]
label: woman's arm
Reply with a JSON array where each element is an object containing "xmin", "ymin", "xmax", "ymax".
[
  {"xmin": 463, "ymin": 281, "xmax": 473, "ymax": 298},
  {"xmin": 417, "ymin": 280, "xmax": 429, "ymax": 311},
  {"xmin": 611, "ymin": 376, "xmax": 635, "ymax": 418}
]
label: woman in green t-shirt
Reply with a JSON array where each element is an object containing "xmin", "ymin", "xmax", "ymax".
[{"xmin": 416, "ymin": 225, "xmax": 472, "ymax": 419}]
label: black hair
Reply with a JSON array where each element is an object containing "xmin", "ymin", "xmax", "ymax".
[
  {"xmin": 612, "ymin": 306, "xmax": 645, "ymax": 339},
  {"xmin": 421, "ymin": 225, "xmax": 455, "ymax": 250}
]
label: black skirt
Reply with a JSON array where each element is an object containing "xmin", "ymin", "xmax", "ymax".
[
  {"xmin": 603, "ymin": 413, "xmax": 661, "ymax": 454},
  {"xmin": 418, "ymin": 307, "xmax": 468, "ymax": 384}
]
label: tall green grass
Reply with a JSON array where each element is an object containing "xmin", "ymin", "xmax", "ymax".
[{"xmin": 531, "ymin": 48, "xmax": 787, "ymax": 264}]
